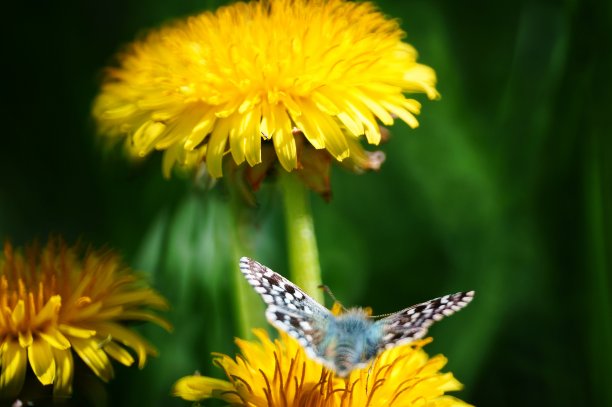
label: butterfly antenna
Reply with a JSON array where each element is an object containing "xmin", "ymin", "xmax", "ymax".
[
  {"xmin": 369, "ymin": 311, "xmax": 394, "ymax": 319},
  {"xmin": 318, "ymin": 284, "xmax": 348, "ymax": 312}
]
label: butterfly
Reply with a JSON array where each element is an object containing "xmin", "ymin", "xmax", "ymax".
[{"xmin": 239, "ymin": 257, "xmax": 474, "ymax": 377}]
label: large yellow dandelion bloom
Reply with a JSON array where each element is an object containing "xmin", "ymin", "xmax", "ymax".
[
  {"xmin": 0, "ymin": 240, "xmax": 171, "ymax": 399},
  {"xmin": 93, "ymin": 0, "xmax": 439, "ymax": 185},
  {"xmin": 172, "ymin": 329, "xmax": 471, "ymax": 406}
]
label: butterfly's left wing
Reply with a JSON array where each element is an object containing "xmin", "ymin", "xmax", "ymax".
[
  {"xmin": 239, "ymin": 257, "xmax": 333, "ymax": 361},
  {"xmin": 374, "ymin": 291, "xmax": 475, "ymax": 350}
]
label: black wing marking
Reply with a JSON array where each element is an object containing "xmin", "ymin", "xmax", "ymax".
[
  {"xmin": 239, "ymin": 257, "xmax": 331, "ymax": 355},
  {"xmin": 376, "ymin": 291, "xmax": 475, "ymax": 349}
]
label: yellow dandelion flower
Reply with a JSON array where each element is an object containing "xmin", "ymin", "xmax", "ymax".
[
  {"xmin": 93, "ymin": 0, "xmax": 439, "ymax": 187},
  {"xmin": 172, "ymin": 329, "xmax": 471, "ymax": 406},
  {"xmin": 0, "ymin": 239, "xmax": 171, "ymax": 399}
]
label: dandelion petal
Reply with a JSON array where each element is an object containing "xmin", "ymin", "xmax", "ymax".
[
  {"xmin": 28, "ymin": 339, "xmax": 56, "ymax": 385},
  {"xmin": 0, "ymin": 340, "xmax": 27, "ymax": 398}
]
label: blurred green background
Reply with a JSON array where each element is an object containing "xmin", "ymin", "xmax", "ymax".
[{"xmin": 2, "ymin": 0, "xmax": 611, "ymax": 405}]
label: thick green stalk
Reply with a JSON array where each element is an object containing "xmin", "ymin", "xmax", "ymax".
[
  {"xmin": 280, "ymin": 171, "xmax": 324, "ymax": 304},
  {"xmin": 229, "ymin": 201, "xmax": 266, "ymax": 339}
]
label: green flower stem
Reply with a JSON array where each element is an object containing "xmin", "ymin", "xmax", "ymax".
[
  {"xmin": 280, "ymin": 171, "xmax": 324, "ymax": 304},
  {"xmin": 229, "ymin": 201, "xmax": 266, "ymax": 339}
]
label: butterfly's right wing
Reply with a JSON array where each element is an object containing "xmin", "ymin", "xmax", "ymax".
[
  {"xmin": 239, "ymin": 257, "xmax": 333, "ymax": 360},
  {"xmin": 375, "ymin": 291, "xmax": 475, "ymax": 350}
]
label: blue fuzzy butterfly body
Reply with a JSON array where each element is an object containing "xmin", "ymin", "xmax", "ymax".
[
  {"xmin": 240, "ymin": 257, "xmax": 474, "ymax": 377},
  {"xmin": 314, "ymin": 309, "xmax": 383, "ymax": 375}
]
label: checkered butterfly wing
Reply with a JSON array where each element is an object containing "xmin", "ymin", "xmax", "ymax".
[
  {"xmin": 239, "ymin": 257, "xmax": 332, "ymax": 359},
  {"xmin": 375, "ymin": 291, "xmax": 475, "ymax": 349}
]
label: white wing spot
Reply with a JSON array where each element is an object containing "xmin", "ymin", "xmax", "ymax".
[{"xmin": 299, "ymin": 321, "xmax": 312, "ymax": 329}]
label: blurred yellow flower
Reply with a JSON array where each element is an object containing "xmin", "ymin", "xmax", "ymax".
[
  {"xmin": 172, "ymin": 329, "xmax": 471, "ymax": 406},
  {"xmin": 93, "ymin": 0, "xmax": 439, "ymax": 186},
  {"xmin": 0, "ymin": 240, "xmax": 170, "ymax": 399}
]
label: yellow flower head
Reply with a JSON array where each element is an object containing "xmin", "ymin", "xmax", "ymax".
[
  {"xmin": 172, "ymin": 329, "xmax": 471, "ymax": 406},
  {"xmin": 93, "ymin": 0, "xmax": 439, "ymax": 193},
  {"xmin": 0, "ymin": 239, "xmax": 171, "ymax": 399}
]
